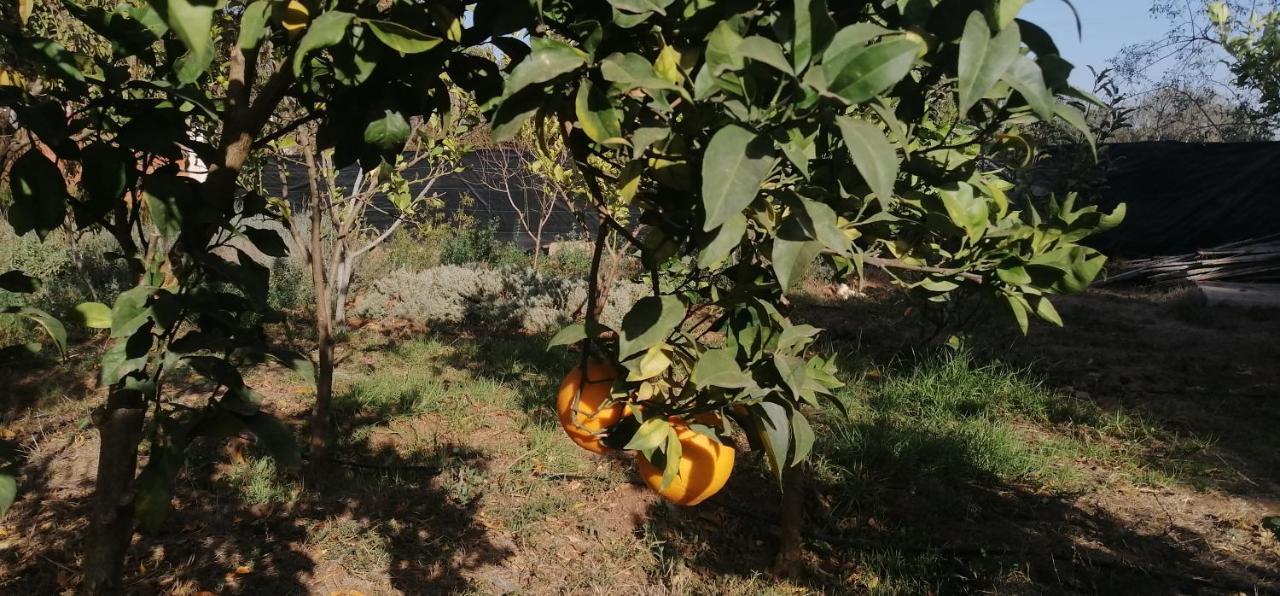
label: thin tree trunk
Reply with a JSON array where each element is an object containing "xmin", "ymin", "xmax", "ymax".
[
  {"xmin": 83, "ymin": 389, "xmax": 146, "ymax": 594},
  {"xmin": 773, "ymin": 463, "xmax": 807, "ymax": 577},
  {"xmin": 333, "ymin": 257, "xmax": 351, "ymax": 327},
  {"xmin": 303, "ymin": 141, "xmax": 334, "ymax": 475}
]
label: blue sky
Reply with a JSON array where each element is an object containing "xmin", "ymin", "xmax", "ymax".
[{"xmin": 1020, "ymin": 0, "xmax": 1168, "ymax": 88}]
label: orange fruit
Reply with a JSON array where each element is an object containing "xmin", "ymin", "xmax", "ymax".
[
  {"xmin": 636, "ymin": 418, "xmax": 735, "ymax": 506},
  {"xmin": 556, "ymin": 360, "xmax": 626, "ymax": 454},
  {"xmin": 281, "ymin": 0, "xmax": 311, "ymax": 39}
]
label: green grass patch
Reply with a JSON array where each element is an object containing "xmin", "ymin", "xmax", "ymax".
[{"xmin": 817, "ymin": 350, "xmax": 1213, "ymax": 493}]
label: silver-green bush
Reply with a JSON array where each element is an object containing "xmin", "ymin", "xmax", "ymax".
[{"xmin": 353, "ymin": 265, "xmax": 643, "ymax": 334}]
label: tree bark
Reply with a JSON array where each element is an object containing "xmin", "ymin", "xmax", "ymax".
[
  {"xmin": 303, "ymin": 138, "xmax": 334, "ymax": 475},
  {"xmin": 772, "ymin": 463, "xmax": 807, "ymax": 577},
  {"xmin": 83, "ymin": 390, "xmax": 146, "ymax": 594},
  {"xmin": 333, "ymin": 257, "xmax": 351, "ymax": 327}
]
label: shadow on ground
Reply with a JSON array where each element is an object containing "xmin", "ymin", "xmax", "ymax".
[{"xmin": 0, "ymin": 401, "xmax": 512, "ymax": 594}]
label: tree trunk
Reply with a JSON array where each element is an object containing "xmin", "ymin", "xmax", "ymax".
[
  {"xmin": 772, "ymin": 463, "xmax": 807, "ymax": 577},
  {"xmin": 83, "ymin": 390, "xmax": 147, "ymax": 594},
  {"xmin": 333, "ymin": 256, "xmax": 351, "ymax": 327},
  {"xmin": 304, "ymin": 142, "xmax": 334, "ymax": 476}
]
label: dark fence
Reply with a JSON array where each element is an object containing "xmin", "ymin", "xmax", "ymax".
[{"xmin": 1086, "ymin": 141, "xmax": 1280, "ymax": 258}]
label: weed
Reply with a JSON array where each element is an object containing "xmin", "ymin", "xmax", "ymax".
[
  {"xmin": 222, "ymin": 457, "xmax": 300, "ymax": 507},
  {"xmin": 306, "ymin": 516, "xmax": 390, "ymax": 575}
]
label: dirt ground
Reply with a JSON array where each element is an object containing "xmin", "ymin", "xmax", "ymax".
[{"xmin": 0, "ymin": 285, "xmax": 1277, "ymax": 594}]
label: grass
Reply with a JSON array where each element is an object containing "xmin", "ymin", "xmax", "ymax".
[
  {"xmin": 76, "ymin": 330, "xmax": 1228, "ymax": 594},
  {"xmin": 815, "ymin": 349, "xmax": 1213, "ymax": 494},
  {"xmin": 221, "ymin": 457, "xmax": 300, "ymax": 507}
]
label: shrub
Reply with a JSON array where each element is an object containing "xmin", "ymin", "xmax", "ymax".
[
  {"xmin": 439, "ymin": 220, "xmax": 530, "ymax": 268},
  {"xmin": 353, "ymin": 264, "xmax": 645, "ymax": 334},
  {"xmin": 268, "ymin": 258, "xmax": 315, "ymax": 312},
  {"xmin": 0, "ymin": 228, "xmax": 130, "ymax": 344}
]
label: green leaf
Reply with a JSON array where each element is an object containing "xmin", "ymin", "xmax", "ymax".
[
  {"xmin": 996, "ymin": 263, "xmax": 1033, "ymax": 286},
  {"xmin": 752, "ymin": 401, "xmax": 791, "ymax": 484},
  {"xmin": 772, "ymin": 216, "xmax": 824, "ymax": 291},
  {"xmin": 701, "ymin": 125, "xmax": 777, "ymax": 232},
  {"xmin": 0, "ymin": 473, "xmax": 14, "ymax": 517},
  {"xmin": 266, "ymin": 349, "xmax": 315, "ymax": 384},
  {"xmin": 697, "ymin": 212, "xmax": 747, "ymax": 269},
  {"xmin": 957, "ymin": 11, "xmax": 1022, "ymax": 114},
  {"xmin": 823, "ymin": 38, "xmax": 920, "ymax": 104},
  {"xmin": 836, "ymin": 117, "xmax": 899, "ymax": 205},
  {"xmin": 133, "ymin": 436, "xmax": 183, "ymax": 533},
  {"xmin": 293, "ymin": 10, "xmax": 355, "ymax": 76},
  {"xmin": 7, "ymin": 150, "xmax": 68, "ymax": 240},
  {"xmin": 600, "ymin": 52, "xmax": 682, "ymax": 93},
  {"xmin": 793, "ymin": 0, "xmax": 837, "ymax": 71},
  {"xmin": 489, "ymin": 92, "xmax": 541, "ymax": 143},
  {"xmin": 363, "ymin": 19, "xmax": 443, "ymax": 54},
  {"xmin": 99, "ymin": 329, "xmax": 152, "ymax": 386},
  {"xmin": 243, "ymin": 413, "xmax": 301, "ymax": 472},
  {"xmin": 659, "ymin": 424, "xmax": 682, "ymax": 489},
  {"xmin": 776, "ymin": 324, "xmax": 821, "ymax": 353},
  {"xmin": 4, "ymin": 306, "xmax": 67, "ymax": 358},
  {"xmin": 1005, "ymin": 293, "xmax": 1030, "ymax": 334},
  {"xmin": 0, "ymin": 271, "xmax": 39, "ymax": 293},
  {"xmin": 992, "ymin": 0, "xmax": 1030, "ymax": 29},
  {"xmin": 1053, "ymin": 102, "xmax": 1095, "ymax": 157},
  {"xmin": 1033, "ymin": 296, "xmax": 1063, "ymax": 327},
  {"xmin": 626, "ymin": 345, "xmax": 672, "ymax": 381},
  {"xmin": 504, "ymin": 37, "xmax": 587, "ymax": 97},
  {"xmin": 1002, "ymin": 55, "xmax": 1054, "ymax": 119},
  {"xmin": 110, "ymin": 286, "xmax": 152, "ymax": 339},
  {"xmin": 790, "ymin": 410, "xmax": 814, "ymax": 466},
  {"xmin": 937, "ymin": 182, "xmax": 990, "ymax": 243},
  {"xmin": 547, "ymin": 323, "xmax": 587, "ymax": 348},
  {"xmin": 738, "ymin": 36, "xmax": 793, "ymax": 76},
  {"xmin": 1054, "ymin": 250, "xmax": 1108, "ymax": 294},
  {"xmin": 618, "ymin": 296, "xmax": 685, "ymax": 359},
  {"xmin": 625, "ymin": 416, "xmax": 671, "ymax": 452},
  {"xmin": 159, "ymin": 0, "xmax": 216, "ymax": 84},
  {"xmin": 704, "ymin": 21, "xmax": 745, "ymax": 76},
  {"xmin": 691, "ymin": 348, "xmax": 754, "ymax": 389},
  {"xmin": 143, "ymin": 176, "xmax": 193, "ymax": 241},
  {"xmin": 77, "ymin": 143, "xmax": 131, "ymax": 227},
  {"xmin": 793, "ymin": 197, "xmax": 847, "ymax": 256},
  {"xmin": 74, "ymin": 302, "xmax": 113, "ymax": 329},
  {"xmin": 575, "ymin": 80, "xmax": 623, "ymax": 145},
  {"xmin": 363, "ymin": 109, "xmax": 411, "ymax": 152},
  {"xmin": 607, "ymin": 0, "xmax": 673, "ymax": 14},
  {"xmin": 238, "ymin": 0, "xmax": 272, "ymax": 51}
]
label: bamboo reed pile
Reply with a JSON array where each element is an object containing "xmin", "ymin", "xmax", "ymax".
[{"xmin": 1102, "ymin": 234, "xmax": 1280, "ymax": 286}]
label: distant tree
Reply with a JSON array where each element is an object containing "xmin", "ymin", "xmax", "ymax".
[
  {"xmin": 463, "ymin": 123, "xmax": 588, "ymax": 270},
  {"xmin": 1112, "ymin": 0, "xmax": 1279, "ymax": 140}
]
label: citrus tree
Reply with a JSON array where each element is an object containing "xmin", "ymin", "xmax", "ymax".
[
  {"xmin": 493, "ymin": 0, "xmax": 1124, "ymax": 542},
  {"xmin": 0, "ymin": 0, "xmax": 500, "ymax": 591}
]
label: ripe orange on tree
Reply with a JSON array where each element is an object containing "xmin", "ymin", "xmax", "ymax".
[
  {"xmin": 636, "ymin": 418, "xmax": 735, "ymax": 506},
  {"xmin": 555, "ymin": 360, "xmax": 628, "ymax": 454},
  {"xmin": 280, "ymin": 0, "xmax": 311, "ymax": 39}
]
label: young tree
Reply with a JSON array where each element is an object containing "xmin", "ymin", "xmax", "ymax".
[
  {"xmin": 463, "ymin": 125, "xmax": 588, "ymax": 269},
  {"xmin": 268, "ymin": 113, "xmax": 470, "ymax": 469},
  {"xmin": 488, "ymin": 0, "xmax": 1124, "ymax": 568},
  {"xmin": 0, "ymin": 0, "xmax": 501, "ymax": 591}
]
